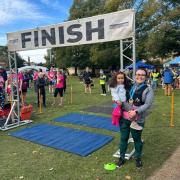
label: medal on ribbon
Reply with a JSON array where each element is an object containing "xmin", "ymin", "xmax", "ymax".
[
  {"xmin": 129, "ymin": 98, "xmax": 134, "ymax": 105},
  {"xmin": 129, "ymin": 83, "xmax": 145, "ymax": 105}
]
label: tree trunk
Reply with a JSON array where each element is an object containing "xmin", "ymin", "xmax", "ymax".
[{"xmin": 74, "ymin": 66, "xmax": 78, "ymax": 76}]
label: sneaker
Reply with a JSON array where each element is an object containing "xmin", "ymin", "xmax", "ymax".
[
  {"xmin": 136, "ymin": 158, "xmax": 143, "ymax": 169},
  {"xmin": 116, "ymin": 158, "xmax": 125, "ymax": 168},
  {"xmin": 130, "ymin": 121, "xmax": 143, "ymax": 131}
]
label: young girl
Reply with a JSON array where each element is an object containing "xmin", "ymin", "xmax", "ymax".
[
  {"xmin": 48, "ymin": 67, "xmax": 55, "ymax": 94},
  {"xmin": 109, "ymin": 71, "xmax": 142, "ymax": 130}
]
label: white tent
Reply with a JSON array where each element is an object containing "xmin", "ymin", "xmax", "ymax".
[{"xmin": 18, "ymin": 65, "xmax": 48, "ymax": 72}]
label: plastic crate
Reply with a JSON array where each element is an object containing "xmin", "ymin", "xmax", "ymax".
[{"xmin": 20, "ymin": 104, "xmax": 33, "ymax": 120}]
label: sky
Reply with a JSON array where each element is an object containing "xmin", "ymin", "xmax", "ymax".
[{"xmin": 0, "ymin": 0, "xmax": 73, "ymax": 63}]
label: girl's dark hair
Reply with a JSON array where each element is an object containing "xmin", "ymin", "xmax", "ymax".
[{"xmin": 108, "ymin": 71, "xmax": 131, "ymax": 90}]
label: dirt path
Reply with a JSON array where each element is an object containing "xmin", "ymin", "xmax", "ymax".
[{"xmin": 147, "ymin": 146, "xmax": 180, "ymax": 180}]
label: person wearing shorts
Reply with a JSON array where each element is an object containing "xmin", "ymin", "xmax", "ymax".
[
  {"xmin": 48, "ymin": 67, "xmax": 55, "ymax": 94},
  {"xmin": 52, "ymin": 70, "xmax": 64, "ymax": 106},
  {"xmin": 83, "ymin": 67, "xmax": 92, "ymax": 94}
]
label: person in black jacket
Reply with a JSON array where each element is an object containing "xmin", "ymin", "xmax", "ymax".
[
  {"xmin": 36, "ymin": 72, "xmax": 46, "ymax": 107},
  {"xmin": 83, "ymin": 67, "xmax": 92, "ymax": 94}
]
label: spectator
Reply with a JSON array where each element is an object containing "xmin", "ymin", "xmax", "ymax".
[
  {"xmin": 151, "ymin": 69, "xmax": 160, "ymax": 90},
  {"xmin": 0, "ymin": 73, "xmax": 5, "ymax": 110},
  {"xmin": 37, "ymin": 72, "xmax": 46, "ymax": 107},
  {"xmin": 99, "ymin": 71, "xmax": 107, "ymax": 96},
  {"xmin": 162, "ymin": 67, "xmax": 174, "ymax": 96},
  {"xmin": 83, "ymin": 67, "xmax": 92, "ymax": 94},
  {"xmin": 48, "ymin": 67, "xmax": 55, "ymax": 94},
  {"xmin": 52, "ymin": 69, "xmax": 64, "ymax": 106}
]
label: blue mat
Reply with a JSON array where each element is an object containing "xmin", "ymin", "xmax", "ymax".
[
  {"xmin": 10, "ymin": 124, "xmax": 113, "ymax": 157},
  {"xmin": 54, "ymin": 113, "xmax": 119, "ymax": 132}
]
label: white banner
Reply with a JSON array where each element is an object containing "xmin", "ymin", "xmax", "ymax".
[{"xmin": 7, "ymin": 9, "xmax": 135, "ymax": 51}]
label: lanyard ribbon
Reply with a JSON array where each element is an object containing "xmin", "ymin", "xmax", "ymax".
[{"xmin": 129, "ymin": 83, "xmax": 145, "ymax": 100}]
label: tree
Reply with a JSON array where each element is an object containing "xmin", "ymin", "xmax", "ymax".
[
  {"xmin": 0, "ymin": 46, "xmax": 8, "ymax": 66},
  {"xmin": 136, "ymin": 0, "xmax": 180, "ymax": 59},
  {"xmin": 0, "ymin": 46, "xmax": 25, "ymax": 68},
  {"xmin": 54, "ymin": 0, "xmax": 180, "ymax": 70}
]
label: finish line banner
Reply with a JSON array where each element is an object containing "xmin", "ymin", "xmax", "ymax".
[{"xmin": 7, "ymin": 9, "xmax": 135, "ymax": 51}]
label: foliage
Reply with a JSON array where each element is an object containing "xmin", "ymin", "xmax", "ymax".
[
  {"xmin": 54, "ymin": 0, "xmax": 179, "ymax": 70},
  {"xmin": 136, "ymin": 0, "xmax": 180, "ymax": 59},
  {"xmin": 0, "ymin": 46, "xmax": 25, "ymax": 68}
]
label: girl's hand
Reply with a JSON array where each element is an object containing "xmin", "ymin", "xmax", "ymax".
[
  {"xmin": 128, "ymin": 110, "xmax": 137, "ymax": 119},
  {"xmin": 116, "ymin": 101, "xmax": 122, "ymax": 105}
]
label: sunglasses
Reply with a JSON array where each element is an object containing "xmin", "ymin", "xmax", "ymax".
[{"xmin": 135, "ymin": 74, "xmax": 146, "ymax": 77}]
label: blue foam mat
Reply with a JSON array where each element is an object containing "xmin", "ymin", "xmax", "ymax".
[
  {"xmin": 10, "ymin": 124, "xmax": 113, "ymax": 157},
  {"xmin": 54, "ymin": 113, "xmax": 119, "ymax": 132}
]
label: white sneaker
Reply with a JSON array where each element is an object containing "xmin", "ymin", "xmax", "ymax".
[{"xmin": 130, "ymin": 121, "xmax": 143, "ymax": 130}]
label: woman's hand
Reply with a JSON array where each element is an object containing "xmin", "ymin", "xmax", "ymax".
[{"xmin": 128, "ymin": 110, "xmax": 137, "ymax": 119}]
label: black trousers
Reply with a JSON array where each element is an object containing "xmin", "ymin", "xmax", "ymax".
[
  {"xmin": 37, "ymin": 87, "xmax": 46, "ymax": 106},
  {"xmin": 101, "ymin": 84, "xmax": 106, "ymax": 94}
]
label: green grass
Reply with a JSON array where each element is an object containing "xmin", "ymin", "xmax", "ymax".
[{"xmin": 0, "ymin": 77, "xmax": 180, "ymax": 180}]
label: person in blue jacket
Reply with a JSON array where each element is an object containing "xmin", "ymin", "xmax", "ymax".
[{"xmin": 162, "ymin": 67, "xmax": 174, "ymax": 96}]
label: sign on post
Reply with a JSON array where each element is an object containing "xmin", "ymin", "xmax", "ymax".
[{"xmin": 7, "ymin": 9, "xmax": 135, "ymax": 52}]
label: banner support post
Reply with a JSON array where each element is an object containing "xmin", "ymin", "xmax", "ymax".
[
  {"xmin": 120, "ymin": 40, "xmax": 123, "ymax": 71},
  {"xmin": 132, "ymin": 11, "xmax": 136, "ymax": 80}
]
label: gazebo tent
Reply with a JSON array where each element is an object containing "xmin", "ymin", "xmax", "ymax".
[
  {"xmin": 126, "ymin": 61, "xmax": 154, "ymax": 70},
  {"xmin": 164, "ymin": 56, "xmax": 180, "ymax": 66}
]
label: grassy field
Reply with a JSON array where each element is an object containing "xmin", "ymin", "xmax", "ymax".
[{"xmin": 0, "ymin": 76, "xmax": 180, "ymax": 180}]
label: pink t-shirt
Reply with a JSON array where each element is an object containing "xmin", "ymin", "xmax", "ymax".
[
  {"xmin": 56, "ymin": 74, "xmax": 64, "ymax": 88},
  {"xmin": 33, "ymin": 72, "xmax": 39, "ymax": 81},
  {"xmin": 11, "ymin": 73, "xmax": 23, "ymax": 82},
  {"xmin": 48, "ymin": 71, "xmax": 55, "ymax": 81},
  {"xmin": 18, "ymin": 73, "xmax": 23, "ymax": 81}
]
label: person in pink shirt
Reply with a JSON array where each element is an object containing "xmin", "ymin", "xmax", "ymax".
[
  {"xmin": 52, "ymin": 69, "xmax": 64, "ymax": 106},
  {"xmin": 48, "ymin": 67, "xmax": 55, "ymax": 94},
  {"xmin": 7, "ymin": 70, "xmax": 23, "ymax": 104},
  {"xmin": 33, "ymin": 71, "xmax": 39, "ymax": 93}
]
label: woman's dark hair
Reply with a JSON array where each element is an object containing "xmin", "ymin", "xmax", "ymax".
[{"xmin": 108, "ymin": 71, "xmax": 131, "ymax": 89}]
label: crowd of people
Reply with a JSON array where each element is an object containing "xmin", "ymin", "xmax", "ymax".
[
  {"xmin": 0, "ymin": 65, "xmax": 67, "ymax": 111},
  {"xmin": 0, "ymin": 65, "xmax": 179, "ymax": 110},
  {"xmin": 96, "ymin": 67, "xmax": 180, "ymax": 97}
]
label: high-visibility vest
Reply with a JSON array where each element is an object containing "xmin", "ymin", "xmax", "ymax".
[
  {"xmin": 100, "ymin": 75, "xmax": 106, "ymax": 85},
  {"xmin": 151, "ymin": 72, "xmax": 159, "ymax": 81}
]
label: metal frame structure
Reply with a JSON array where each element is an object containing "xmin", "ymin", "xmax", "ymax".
[
  {"xmin": 0, "ymin": 52, "xmax": 32, "ymax": 131},
  {"xmin": 113, "ymin": 138, "xmax": 144, "ymax": 160},
  {"xmin": 120, "ymin": 12, "xmax": 136, "ymax": 81},
  {"xmin": 113, "ymin": 138, "xmax": 135, "ymax": 160},
  {"xmin": 120, "ymin": 37, "xmax": 136, "ymax": 81}
]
